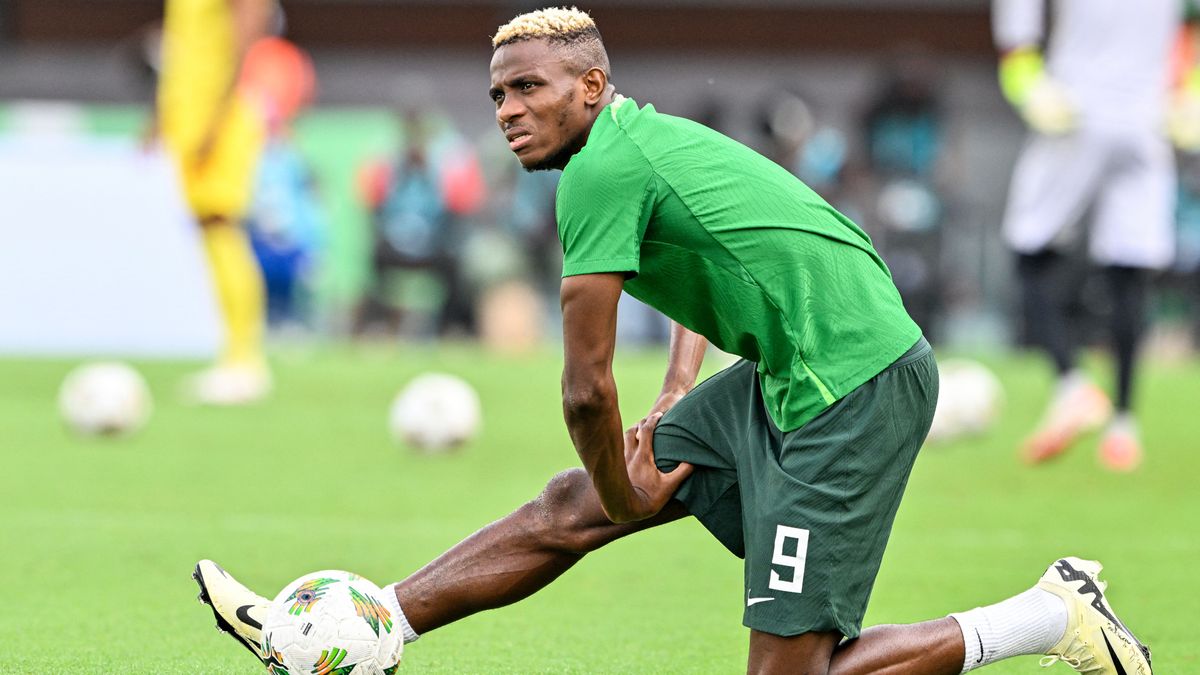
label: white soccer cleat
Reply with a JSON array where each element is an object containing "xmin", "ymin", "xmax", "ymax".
[
  {"xmin": 1037, "ymin": 557, "xmax": 1152, "ymax": 674},
  {"xmin": 1023, "ymin": 380, "xmax": 1111, "ymax": 464},
  {"xmin": 193, "ymin": 560, "xmax": 271, "ymax": 665},
  {"xmin": 184, "ymin": 363, "xmax": 271, "ymax": 406},
  {"xmin": 1098, "ymin": 417, "xmax": 1144, "ymax": 473}
]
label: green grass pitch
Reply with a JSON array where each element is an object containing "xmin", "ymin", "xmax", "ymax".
[{"xmin": 1, "ymin": 346, "xmax": 1197, "ymax": 673}]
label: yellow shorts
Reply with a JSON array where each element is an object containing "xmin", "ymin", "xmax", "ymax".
[{"xmin": 163, "ymin": 94, "xmax": 266, "ymax": 220}]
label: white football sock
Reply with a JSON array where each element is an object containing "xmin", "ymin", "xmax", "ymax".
[
  {"xmin": 950, "ymin": 587, "xmax": 1067, "ymax": 673},
  {"xmin": 381, "ymin": 583, "xmax": 420, "ymax": 644}
]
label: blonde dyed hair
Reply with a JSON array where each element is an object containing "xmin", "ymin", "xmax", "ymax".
[{"xmin": 492, "ymin": 7, "xmax": 610, "ymax": 75}]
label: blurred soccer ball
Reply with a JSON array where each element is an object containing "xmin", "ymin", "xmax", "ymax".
[
  {"xmin": 927, "ymin": 359, "xmax": 1003, "ymax": 443},
  {"xmin": 57, "ymin": 362, "xmax": 151, "ymax": 437},
  {"xmin": 262, "ymin": 571, "xmax": 403, "ymax": 675},
  {"xmin": 388, "ymin": 373, "xmax": 481, "ymax": 451}
]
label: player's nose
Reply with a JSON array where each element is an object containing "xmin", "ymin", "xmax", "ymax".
[{"xmin": 497, "ymin": 96, "xmax": 526, "ymax": 124}]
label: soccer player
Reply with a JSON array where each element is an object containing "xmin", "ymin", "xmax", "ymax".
[
  {"xmin": 195, "ymin": 8, "xmax": 1153, "ymax": 674},
  {"xmin": 994, "ymin": 0, "xmax": 1193, "ymax": 470},
  {"xmin": 156, "ymin": 0, "xmax": 275, "ymax": 404}
]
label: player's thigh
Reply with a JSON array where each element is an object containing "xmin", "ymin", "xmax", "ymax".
[
  {"xmin": 653, "ymin": 359, "xmax": 758, "ymax": 558},
  {"xmin": 1003, "ymin": 133, "xmax": 1109, "ymax": 253},
  {"xmin": 180, "ymin": 96, "xmax": 267, "ymax": 218},
  {"xmin": 1090, "ymin": 133, "xmax": 1176, "ymax": 268},
  {"xmin": 740, "ymin": 340, "xmax": 937, "ymax": 640},
  {"xmin": 747, "ymin": 629, "xmax": 840, "ymax": 675}
]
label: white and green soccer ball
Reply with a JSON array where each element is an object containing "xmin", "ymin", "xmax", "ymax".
[
  {"xmin": 57, "ymin": 361, "xmax": 152, "ymax": 437},
  {"xmin": 262, "ymin": 571, "xmax": 403, "ymax": 675},
  {"xmin": 388, "ymin": 373, "xmax": 481, "ymax": 452}
]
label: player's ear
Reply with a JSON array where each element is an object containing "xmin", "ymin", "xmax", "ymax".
[{"xmin": 581, "ymin": 67, "xmax": 608, "ymax": 105}]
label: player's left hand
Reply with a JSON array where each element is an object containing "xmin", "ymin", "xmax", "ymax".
[{"xmin": 621, "ymin": 413, "xmax": 693, "ymax": 521}]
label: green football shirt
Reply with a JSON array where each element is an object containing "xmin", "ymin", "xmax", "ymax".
[{"xmin": 556, "ymin": 96, "xmax": 922, "ymax": 432}]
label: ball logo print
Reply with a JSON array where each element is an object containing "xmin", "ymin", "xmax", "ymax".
[
  {"xmin": 349, "ymin": 586, "xmax": 394, "ymax": 637},
  {"xmin": 312, "ymin": 647, "xmax": 351, "ymax": 675},
  {"xmin": 285, "ymin": 577, "xmax": 339, "ymax": 615}
]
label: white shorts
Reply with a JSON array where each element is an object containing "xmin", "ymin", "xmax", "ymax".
[{"xmin": 1002, "ymin": 127, "xmax": 1176, "ymax": 269}]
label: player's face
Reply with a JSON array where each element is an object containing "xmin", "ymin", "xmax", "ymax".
[{"xmin": 489, "ymin": 40, "xmax": 594, "ymax": 171}]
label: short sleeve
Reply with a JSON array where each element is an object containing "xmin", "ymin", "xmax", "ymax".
[{"xmin": 555, "ymin": 144, "xmax": 656, "ymax": 278}]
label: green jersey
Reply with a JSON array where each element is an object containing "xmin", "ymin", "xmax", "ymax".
[{"xmin": 556, "ymin": 97, "xmax": 921, "ymax": 431}]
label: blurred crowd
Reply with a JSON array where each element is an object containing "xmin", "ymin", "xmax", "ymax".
[{"xmin": 69, "ymin": 8, "xmax": 1198, "ymax": 356}]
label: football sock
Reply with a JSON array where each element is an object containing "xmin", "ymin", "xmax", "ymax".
[
  {"xmin": 201, "ymin": 223, "xmax": 266, "ymax": 365},
  {"xmin": 949, "ymin": 587, "xmax": 1068, "ymax": 672},
  {"xmin": 1103, "ymin": 265, "xmax": 1148, "ymax": 412},
  {"xmin": 1017, "ymin": 251, "xmax": 1075, "ymax": 375},
  {"xmin": 381, "ymin": 583, "xmax": 420, "ymax": 644}
]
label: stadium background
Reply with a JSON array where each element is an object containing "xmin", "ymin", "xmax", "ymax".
[{"xmin": 1, "ymin": 1, "xmax": 1198, "ymax": 673}]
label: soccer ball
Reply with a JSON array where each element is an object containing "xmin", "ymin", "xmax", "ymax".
[
  {"xmin": 262, "ymin": 571, "xmax": 403, "ymax": 675},
  {"xmin": 388, "ymin": 373, "xmax": 481, "ymax": 451},
  {"xmin": 927, "ymin": 359, "xmax": 1003, "ymax": 443},
  {"xmin": 57, "ymin": 362, "xmax": 152, "ymax": 437}
]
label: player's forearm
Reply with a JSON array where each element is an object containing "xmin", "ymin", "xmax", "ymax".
[
  {"xmin": 229, "ymin": 0, "xmax": 273, "ymax": 66},
  {"xmin": 562, "ymin": 381, "xmax": 638, "ymax": 523},
  {"xmin": 660, "ymin": 322, "xmax": 706, "ymax": 397}
]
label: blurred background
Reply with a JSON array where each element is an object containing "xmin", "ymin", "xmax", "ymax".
[
  {"xmin": 5, "ymin": 0, "xmax": 1163, "ymax": 356},
  {"xmin": 4, "ymin": 2, "xmax": 1200, "ymax": 672}
]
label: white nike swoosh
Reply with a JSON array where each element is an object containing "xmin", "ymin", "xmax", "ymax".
[{"xmin": 747, "ymin": 597, "xmax": 776, "ymax": 606}]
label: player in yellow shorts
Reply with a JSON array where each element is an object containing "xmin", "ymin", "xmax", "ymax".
[{"xmin": 156, "ymin": 0, "xmax": 275, "ymax": 404}]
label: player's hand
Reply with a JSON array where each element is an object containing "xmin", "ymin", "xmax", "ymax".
[
  {"xmin": 998, "ymin": 47, "xmax": 1075, "ymax": 136},
  {"xmin": 1021, "ymin": 79, "xmax": 1076, "ymax": 136},
  {"xmin": 621, "ymin": 413, "xmax": 693, "ymax": 521},
  {"xmin": 1170, "ymin": 90, "xmax": 1200, "ymax": 152},
  {"xmin": 193, "ymin": 122, "xmax": 220, "ymax": 168}
]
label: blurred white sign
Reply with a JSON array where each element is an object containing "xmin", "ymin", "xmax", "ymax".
[{"xmin": 0, "ymin": 136, "xmax": 220, "ymax": 358}]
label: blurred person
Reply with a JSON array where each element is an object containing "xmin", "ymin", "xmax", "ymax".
[
  {"xmin": 198, "ymin": 9, "xmax": 1153, "ymax": 675},
  {"xmin": 154, "ymin": 0, "xmax": 276, "ymax": 404},
  {"xmin": 354, "ymin": 109, "xmax": 485, "ymax": 338},
  {"xmin": 241, "ymin": 38, "xmax": 324, "ymax": 328},
  {"xmin": 861, "ymin": 51, "xmax": 948, "ymax": 337},
  {"xmin": 995, "ymin": 0, "xmax": 1198, "ymax": 470}
]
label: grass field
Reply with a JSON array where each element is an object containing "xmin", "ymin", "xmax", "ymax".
[{"xmin": 2, "ymin": 345, "xmax": 1198, "ymax": 674}]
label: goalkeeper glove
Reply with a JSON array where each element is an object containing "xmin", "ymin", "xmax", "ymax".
[
  {"xmin": 999, "ymin": 47, "xmax": 1076, "ymax": 136},
  {"xmin": 1170, "ymin": 68, "xmax": 1200, "ymax": 152}
]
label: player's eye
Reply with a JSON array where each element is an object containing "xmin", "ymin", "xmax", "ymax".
[
  {"xmin": 521, "ymin": 82, "xmax": 536, "ymax": 92},
  {"xmin": 490, "ymin": 91, "xmax": 504, "ymax": 104}
]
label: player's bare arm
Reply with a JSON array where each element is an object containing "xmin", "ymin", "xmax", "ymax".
[
  {"xmin": 194, "ymin": 0, "xmax": 274, "ymax": 165},
  {"xmin": 642, "ymin": 321, "xmax": 706, "ymax": 424},
  {"xmin": 561, "ymin": 273, "xmax": 690, "ymax": 524}
]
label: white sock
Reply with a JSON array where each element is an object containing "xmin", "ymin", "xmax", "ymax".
[
  {"xmin": 1056, "ymin": 370, "xmax": 1088, "ymax": 399},
  {"xmin": 950, "ymin": 587, "xmax": 1068, "ymax": 673},
  {"xmin": 381, "ymin": 583, "xmax": 421, "ymax": 644}
]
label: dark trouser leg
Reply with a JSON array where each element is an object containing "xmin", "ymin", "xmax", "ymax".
[
  {"xmin": 1103, "ymin": 265, "xmax": 1150, "ymax": 413},
  {"xmin": 1017, "ymin": 251, "xmax": 1076, "ymax": 375},
  {"xmin": 394, "ymin": 468, "xmax": 688, "ymax": 635}
]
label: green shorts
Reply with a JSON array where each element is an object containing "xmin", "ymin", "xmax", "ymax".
[{"xmin": 654, "ymin": 338, "xmax": 937, "ymax": 638}]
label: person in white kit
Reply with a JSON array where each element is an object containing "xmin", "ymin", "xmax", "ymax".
[{"xmin": 994, "ymin": 0, "xmax": 1199, "ymax": 471}]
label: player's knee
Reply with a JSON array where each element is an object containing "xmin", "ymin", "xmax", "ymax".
[{"xmin": 530, "ymin": 469, "xmax": 606, "ymax": 555}]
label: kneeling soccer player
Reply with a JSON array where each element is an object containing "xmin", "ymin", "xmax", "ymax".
[{"xmin": 195, "ymin": 8, "xmax": 1152, "ymax": 674}]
